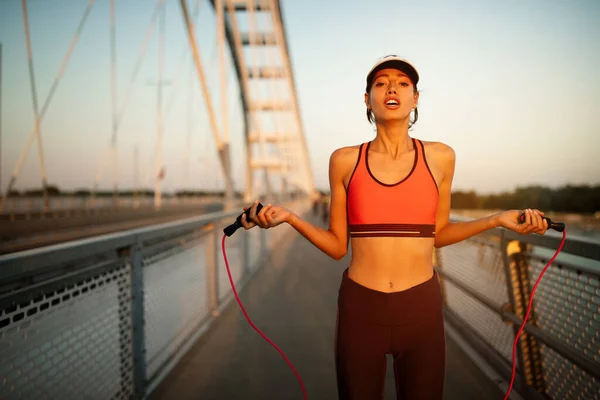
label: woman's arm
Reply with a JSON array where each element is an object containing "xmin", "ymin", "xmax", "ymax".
[
  {"xmin": 242, "ymin": 148, "xmax": 352, "ymax": 260},
  {"xmin": 432, "ymin": 144, "xmax": 547, "ymax": 248}
]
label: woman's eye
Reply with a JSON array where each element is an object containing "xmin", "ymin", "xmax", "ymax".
[
  {"xmin": 375, "ymin": 82, "xmax": 385, "ymax": 87},
  {"xmin": 400, "ymin": 82, "xmax": 409, "ymax": 87}
]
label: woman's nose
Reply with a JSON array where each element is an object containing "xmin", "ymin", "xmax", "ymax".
[{"xmin": 387, "ymin": 84, "xmax": 397, "ymax": 94}]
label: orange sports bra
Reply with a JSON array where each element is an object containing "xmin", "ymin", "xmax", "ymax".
[{"xmin": 346, "ymin": 138, "xmax": 439, "ymax": 238}]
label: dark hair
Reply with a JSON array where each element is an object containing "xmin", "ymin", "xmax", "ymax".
[{"xmin": 366, "ymin": 85, "xmax": 420, "ymax": 129}]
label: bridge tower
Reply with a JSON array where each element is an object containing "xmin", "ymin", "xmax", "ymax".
[{"xmin": 213, "ymin": 0, "xmax": 315, "ymax": 203}]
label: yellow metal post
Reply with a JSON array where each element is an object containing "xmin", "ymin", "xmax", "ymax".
[{"xmin": 505, "ymin": 239, "xmax": 545, "ymax": 393}]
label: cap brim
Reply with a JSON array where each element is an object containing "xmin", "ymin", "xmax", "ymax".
[{"xmin": 366, "ymin": 58, "xmax": 419, "ymax": 89}]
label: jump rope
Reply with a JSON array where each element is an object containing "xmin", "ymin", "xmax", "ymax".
[{"xmin": 221, "ymin": 203, "xmax": 566, "ymax": 400}]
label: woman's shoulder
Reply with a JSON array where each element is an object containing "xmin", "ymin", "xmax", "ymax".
[
  {"xmin": 418, "ymin": 139, "xmax": 455, "ymax": 161},
  {"xmin": 330, "ymin": 143, "xmax": 362, "ymax": 162},
  {"xmin": 329, "ymin": 143, "xmax": 363, "ymax": 173}
]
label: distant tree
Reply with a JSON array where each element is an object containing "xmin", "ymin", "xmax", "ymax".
[
  {"xmin": 551, "ymin": 185, "xmax": 597, "ymax": 213},
  {"xmin": 451, "ymin": 191, "xmax": 480, "ymax": 209},
  {"xmin": 451, "ymin": 184, "xmax": 599, "ymax": 214},
  {"xmin": 74, "ymin": 189, "xmax": 91, "ymax": 196},
  {"xmin": 47, "ymin": 185, "xmax": 61, "ymax": 195}
]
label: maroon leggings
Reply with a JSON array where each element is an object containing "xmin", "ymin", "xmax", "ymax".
[{"xmin": 335, "ymin": 268, "xmax": 446, "ymax": 400}]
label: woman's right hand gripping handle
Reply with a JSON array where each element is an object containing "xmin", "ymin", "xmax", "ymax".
[
  {"xmin": 240, "ymin": 200, "xmax": 347, "ymax": 260},
  {"xmin": 240, "ymin": 200, "xmax": 291, "ymax": 230}
]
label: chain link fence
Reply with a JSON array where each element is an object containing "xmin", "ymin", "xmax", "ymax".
[
  {"xmin": 437, "ymin": 216, "xmax": 600, "ymax": 400},
  {"xmin": 0, "ymin": 199, "xmax": 308, "ymax": 399}
]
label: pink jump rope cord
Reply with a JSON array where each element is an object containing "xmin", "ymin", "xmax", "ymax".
[
  {"xmin": 504, "ymin": 228, "xmax": 566, "ymax": 399},
  {"xmin": 221, "ymin": 234, "xmax": 309, "ymax": 400}
]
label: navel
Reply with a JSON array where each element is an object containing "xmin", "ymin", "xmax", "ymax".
[{"xmin": 389, "ymin": 282, "xmax": 393, "ymax": 289}]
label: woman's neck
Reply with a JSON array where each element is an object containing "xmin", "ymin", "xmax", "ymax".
[{"xmin": 372, "ymin": 122, "xmax": 413, "ymax": 158}]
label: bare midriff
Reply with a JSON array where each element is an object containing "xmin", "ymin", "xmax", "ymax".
[{"xmin": 347, "ymin": 236, "xmax": 435, "ymax": 292}]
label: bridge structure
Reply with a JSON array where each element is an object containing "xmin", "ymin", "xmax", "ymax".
[
  {"xmin": 1, "ymin": 0, "xmax": 313, "ymax": 213},
  {"xmin": 1, "ymin": 1, "xmax": 599, "ymax": 400}
]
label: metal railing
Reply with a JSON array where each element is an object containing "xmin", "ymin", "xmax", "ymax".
[
  {"xmin": 2, "ymin": 203, "xmax": 598, "ymax": 400},
  {"xmin": 0, "ymin": 195, "xmax": 224, "ymax": 219},
  {"xmin": 0, "ymin": 199, "xmax": 309, "ymax": 399},
  {"xmin": 437, "ymin": 215, "xmax": 600, "ymax": 400}
]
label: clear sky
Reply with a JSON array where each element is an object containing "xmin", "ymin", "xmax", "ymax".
[{"xmin": 1, "ymin": 0, "xmax": 599, "ymax": 196}]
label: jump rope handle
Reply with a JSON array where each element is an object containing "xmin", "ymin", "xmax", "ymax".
[
  {"xmin": 224, "ymin": 202, "xmax": 264, "ymax": 237},
  {"xmin": 518, "ymin": 212, "xmax": 565, "ymax": 232}
]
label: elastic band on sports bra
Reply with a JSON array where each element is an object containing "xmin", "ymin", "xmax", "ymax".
[{"xmin": 349, "ymin": 223, "xmax": 435, "ymax": 238}]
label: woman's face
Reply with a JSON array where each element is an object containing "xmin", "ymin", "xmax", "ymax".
[{"xmin": 365, "ymin": 68, "xmax": 418, "ymax": 124}]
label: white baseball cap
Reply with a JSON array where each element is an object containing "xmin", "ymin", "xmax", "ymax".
[{"xmin": 366, "ymin": 55, "xmax": 419, "ymax": 91}]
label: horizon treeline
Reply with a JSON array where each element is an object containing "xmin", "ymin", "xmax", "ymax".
[
  {"xmin": 451, "ymin": 185, "xmax": 600, "ymax": 214},
  {"xmin": 6, "ymin": 184, "xmax": 600, "ymax": 214}
]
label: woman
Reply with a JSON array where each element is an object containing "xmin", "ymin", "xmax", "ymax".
[{"xmin": 240, "ymin": 55, "xmax": 548, "ymax": 399}]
